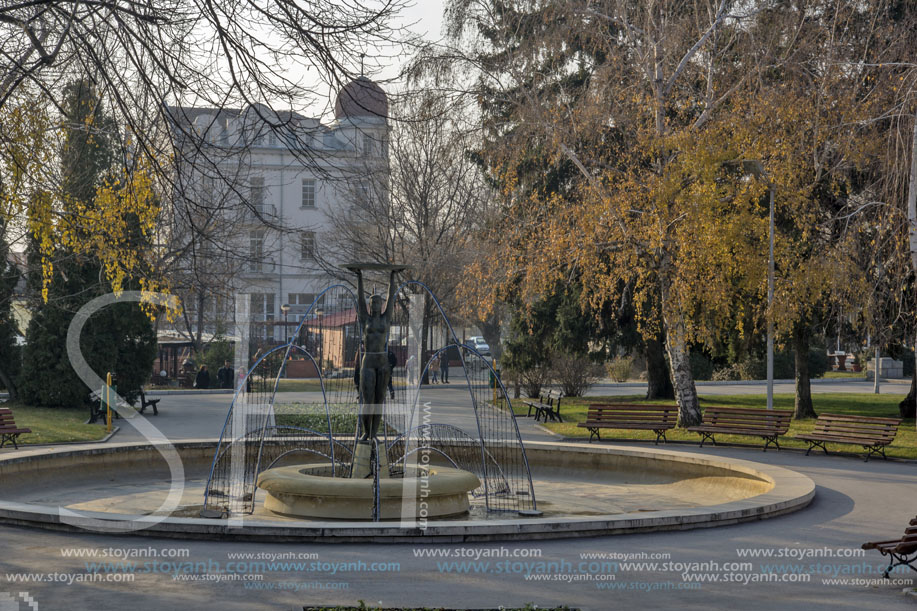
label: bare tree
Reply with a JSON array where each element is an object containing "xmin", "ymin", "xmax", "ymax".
[
  {"xmin": 0, "ymin": 0, "xmax": 413, "ymax": 305},
  {"xmin": 319, "ymin": 89, "xmax": 490, "ymax": 351}
]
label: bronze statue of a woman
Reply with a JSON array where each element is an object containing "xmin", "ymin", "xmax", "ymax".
[{"xmin": 351, "ymin": 265, "xmax": 402, "ymax": 441}]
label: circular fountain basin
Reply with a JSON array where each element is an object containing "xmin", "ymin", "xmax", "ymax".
[
  {"xmin": 0, "ymin": 440, "xmax": 815, "ymax": 542},
  {"xmin": 257, "ymin": 463, "xmax": 481, "ymax": 520}
]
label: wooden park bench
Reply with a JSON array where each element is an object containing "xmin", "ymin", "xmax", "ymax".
[
  {"xmin": 89, "ymin": 388, "xmax": 161, "ymax": 422},
  {"xmin": 0, "ymin": 407, "xmax": 31, "ymax": 449},
  {"xmin": 687, "ymin": 406, "xmax": 793, "ymax": 451},
  {"xmin": 88, "ymin": 390, "xmax": 108, "ymax": 424},
  {"xmin": 862, "ymin": 517, "xmax": 917, "ymax": 578},
  {"xmin": 796, "ymin": 414, "xmax": 901, "ymax": 461},
  {"xmin": 137, "ymin": 389, "xmax": 161, "ymax": 416},
  {"xmin": 577, "ymin": 403, "xmax": 678, "ymax": 444},
  {"xmin": 87, "ymin": 389, "xmax": 128, "ymax": 424},
  {"xmin": 522, "ymin": 389, "xmax": 563, "ymax": 422}
]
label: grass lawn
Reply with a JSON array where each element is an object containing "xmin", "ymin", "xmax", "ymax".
[
  {"xmin": 821, "ymin": 371, "xmax": 868, "ymax": 379},
  {"xmin": 532, "ymin": 393, "xmax": 917, "ymax": 460},
  {"xmin": 3, "ymin": 402, "xmax": 110, "ymax": 445},
  {"xmin": 274, "ymin": 378, "xmax": 327, "ymax": 392}
]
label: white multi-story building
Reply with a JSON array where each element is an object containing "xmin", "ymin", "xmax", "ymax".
[{"xmin": 166, "ymin": 77, "xmax": 388, "ymax": 350}]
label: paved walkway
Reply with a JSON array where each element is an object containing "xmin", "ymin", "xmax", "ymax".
[
  {"xmin": 0, "ymin": 385, "xmax": 914, "ymax": 610},
  {"xmin": 107, "ymin": 379, "xmax": 908, "ymax": 445}
]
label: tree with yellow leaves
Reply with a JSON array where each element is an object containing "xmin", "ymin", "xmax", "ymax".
[
  {"xmin": 440, "ymin": 0, "xmax": 915, "ymax": 425},
  {"xmin": 6, "ymin": 80, "xmax": 160, "ymax": 407}
]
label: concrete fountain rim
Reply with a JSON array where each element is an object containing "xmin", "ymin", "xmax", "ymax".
[{"xmin": 0, "ymin": 439, "xmax": 815, "ymax": 542}]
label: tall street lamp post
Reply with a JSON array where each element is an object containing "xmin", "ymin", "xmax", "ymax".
[{"xmin": 280, "ymin": 303, "xmax": 291, "ymax": 345}]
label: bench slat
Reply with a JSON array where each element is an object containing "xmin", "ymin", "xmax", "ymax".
[
  {"xmin": 584, "ymin": 417, "xmax": 676, "ymax": 425},
  {"xmin": 815, "ymin": 424, "xmax": 898, "ymax": 434},
  {"xmin": 703, "ymin": 407, "xmax": 792, "ymax": 416},
  {"xmin": 589, "ymin": 403, "xmax": 678, "ymax": 412},
  {"xmin": 813, "ymin": 413, "xmax": 901, "ymax": 424}
]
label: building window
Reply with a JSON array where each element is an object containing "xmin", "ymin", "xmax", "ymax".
[
  {"xmin": 218, "ymin": 117, "xmax": 228, "ymax": 144},
  {"xmin": 361, "ymin": 133, "xmax": 373, "ymax": 157},
  {"xmin": 300, "ymin": 231, "xmax": 315, "ymax": 260},
  {"xmin": 249, "ymin": 229, "xmax": 264, "ymax": 272},
  {"xmin": 301, "ymin": 179, "xmax": 316, "ymax": 208},
  {"xmin": 250, "ymin": 293, "xmax": 275, "ymax": 340},
  {"xmin": 250, "ymin": 177, "xmax": 265, "ymax": 210}
]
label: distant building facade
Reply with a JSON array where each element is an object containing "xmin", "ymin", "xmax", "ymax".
[{"xmin": 165, "ymin": 77, "xmax": 389, "ymax": 348}]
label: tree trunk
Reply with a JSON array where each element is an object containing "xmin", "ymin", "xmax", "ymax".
[
  {"xmin": 0, "ymin": 367, "xmax": 17, "ymax": 402},
  {"xmin": 906, "ymin": 112, "xmax": 917, "ymax": 428},
  {"xmin": 420, "ymin": 294, "xmax": 431, "ymax": 384},
  {"xmin": 477, "ymin": 312, "xmax": 503, "ymax": 362},
  {"xmin": 873, "ymin": 346, "xmax": 881, "ymax": 394},
  {"xmin": 793, "ymin": 326, "xmax": 816, "ymax": 419},
  {"xmin": 899, "ymin": 366, "xmax": 916, "ymax": 419},
  {"xmin": 660, "ymin": 282, "xmax": 700, "ymax": 426},
  {"xmin": 645, "ymin": 336, "xmax": 674, "ymax": 400}
]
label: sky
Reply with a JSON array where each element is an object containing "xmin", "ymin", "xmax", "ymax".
[
  {"xmin": 311, "ymin": 0, "xmax": 448, "ymax": 119},
  {"xmin": 399, "ymin": 1, "xmax": 446, "ymax": 43}
]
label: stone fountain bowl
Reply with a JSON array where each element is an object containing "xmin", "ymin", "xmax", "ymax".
[{"xmin": 256, "ymin": 463, "xmax": 481, "ymax": 520}]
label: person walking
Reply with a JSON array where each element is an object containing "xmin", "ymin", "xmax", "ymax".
[
  {"xmin": 440, "ymin": 350, "xmax": 449, "ymax": 384},
  {"xmin": 406, "ymin": 354, "xmax": 417, "ymax": 386},
  {"xmin": 387, "ymin": 349, "xmax": 397, "ymax": 399},
  {"xmin": 429, "ymin": 354, "xmax": 439, "ymax": 383},
  {"xmin": 194, "ymin": 364, "xmax": 211, "ymax": 389},
  {"xmin": 217, "ymin": 361, "xmax": 234, "ymax": 389}
]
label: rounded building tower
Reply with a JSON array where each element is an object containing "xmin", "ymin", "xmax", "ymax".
[
  {"xmin": 333, "ymin": 76, "xmax": 389, "ymax": 161},
  {"xmin": 334, "ymin": 76, "xmax": 388, "ymax": 121}
]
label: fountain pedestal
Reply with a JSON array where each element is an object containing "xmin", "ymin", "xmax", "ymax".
[{"xmin": 256, "ymin": 463, "xmax": 480, "ymax": 520}]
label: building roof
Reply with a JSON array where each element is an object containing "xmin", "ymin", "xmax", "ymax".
[
  {"xmin": 334, "ymin": 76, "xmax": 388, "ymax": 120},
  {"xmin": 303, "ymin": 307, "xmax": 357, "ymax": 328}
]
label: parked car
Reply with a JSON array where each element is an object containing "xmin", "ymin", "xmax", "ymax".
[
  {"xmin": 464, "ymin": 337, "xmax": 493, "ymax": 371},
  {"xmin": 466, "ymin": 336, "xmax": 490, "ymax": 353}
]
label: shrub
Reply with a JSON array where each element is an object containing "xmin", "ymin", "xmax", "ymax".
[
  {"xmin": 519, "ymin": 363, "xmax": 552, "ymax": 398},
  {"xmin": 689, "ymin": 351, "xmax": 714, "ymax": 381},
  {"xmin": 606, "ymin": 356, "xmax": 633, "ymax": 383},
  {"xmin": 712, "ymin": 348, "xmax": 828, "ymax": 381},
  {"xmin": 550, "ymin": 352, "xmax": 604, "ymax": 397},
  {"xmin": 712, "ymin": 361, "xmax": 753, "ymax": 381}
]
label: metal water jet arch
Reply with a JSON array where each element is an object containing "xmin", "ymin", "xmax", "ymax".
[{"xmin": 202, "ymin": 280, "xmax": 536, "ymax": 518}]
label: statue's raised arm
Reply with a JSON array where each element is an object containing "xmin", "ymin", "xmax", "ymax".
[
  {"xmin": 355, "ymin": 268, "xmax": 368, "ymax": 324},
  {"xmin": 382, "ymin": 269, "xmax": 398, "ymax": 322}
]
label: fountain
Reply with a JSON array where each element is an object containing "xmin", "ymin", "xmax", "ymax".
[
  {"xmin": 0, "ymin": 266, "xmax": 817, "ymax": 541},
  {"xmin": 201, "ymin": 264, "xmax": 532, "ymax": 522}
]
